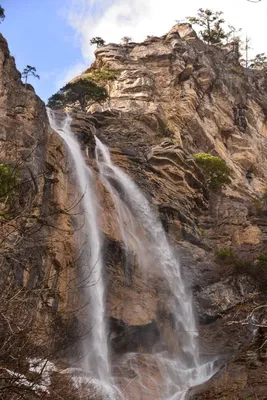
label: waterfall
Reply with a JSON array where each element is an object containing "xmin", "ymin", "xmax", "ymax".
[
  {"xmin": 95, "ymin": 137, "xmax": 216, "ymax": 399},
  {"xmin": 47, "ymin": 110, "xmax": 116, "ymax": 398},
  {"xmin": 47, "ymin": 108, "xmax": 215, "ymax": 399}
]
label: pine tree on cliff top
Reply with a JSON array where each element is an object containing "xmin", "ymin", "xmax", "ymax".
[
  {"xmin": 121, "ymin": 36, "xmax": 132, "ymax": 44},
  {"xmin": 90, "ymin": 37, "xmax": 105, "ymax": 47},
  {"xmin": 187, "ymin": 8, "xmax": 227, "ymax": 45}
]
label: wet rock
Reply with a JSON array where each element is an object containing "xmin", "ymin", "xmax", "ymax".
[{"xmin": 109, "ymin": 318, "xmax": 162, "ymax": 354}]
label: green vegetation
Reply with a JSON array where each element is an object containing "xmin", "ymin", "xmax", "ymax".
[
  {"xmin": 90, "ymin": 37, "xmax": 105, "ymax": 47},
  {"xmin": 215, "ymin": 248, "xmax": 238, "ymax": 266},
  {"xmin": 187, "ymin": 8, "xmax": 227, "ymax": 45},
  {"xmin": 47, "ymin": 78, "xmax": 108, "ymax": 111},
  {"xmin": 85, "ymin": 65, "xmax": 117, "ymax": 103},
  {"xmin": 87, "ymin": 65, "xmax": 117, "ymax": 85},
  {"xmin": 0, "ymin": 163, "xmax": 17, "ymax": 202},
  {"xmin": 186, "ymin": 7, "xmax": 265, "ymax": 68},
  {"xmin": 46, "ymin": 92, "xmax": 64, "ymax": 110},
  {"xmin": 193, "ymin": 153, "xmax": 232, "ymax": 191},
  {"xmin": 0, "ymin": 5, "xmax": 5, "ymax": 23},
  {"xmin": 187, "ymin": 9, "xmax": 242, "ymax": 48},
  {"xmin": 215, "ymin": 247, "xmax": 234, "ymax": 261},
  {"xmin": 22, "ymin": 65, "xmax": 40, "ymax": 85}
]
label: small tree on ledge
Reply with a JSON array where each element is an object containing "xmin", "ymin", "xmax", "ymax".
[
  {"xmin": 193, "ymin": 153, "xmax": 232, "ymax": 192},
  {"xmin": 22, "ymin": 65, "xmax": 40, "ymax": 85},
  {"xmin": 90, "ymin": 37, "xmax": 105, "ymax": 47},
  {"xmin": 47, "ymin": 78, "xmax": 108, "ymax": 111},
  {"xmin": 121, "ymin": 36, "xmax": 132, "ymax": 44}
]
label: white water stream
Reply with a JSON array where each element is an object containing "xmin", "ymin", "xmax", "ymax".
[
  {"xmin": 47, "ymin": 110, "xmax": 116, "ymax": 398},
  {"xmin": 47, "ymin": 109, "xmax": 215, "ymax": 399},
  {"xmin": 95, "ymin": 137, "xmax": 216, "ymax": 399}
]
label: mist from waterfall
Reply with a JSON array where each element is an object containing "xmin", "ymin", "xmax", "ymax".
[
  {"xmin": 47, "ymin": 110, "xmax": 116, "ymax": 398},
  {"xmin": 95, "ymin": 137, "xmax": 216, "ymax": 399}
]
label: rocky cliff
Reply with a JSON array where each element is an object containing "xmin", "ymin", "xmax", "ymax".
[
  {"xmin": 0, "ymin": 33, "xmax": 79, "ymax": 399},
  {"xmin": 71, "ymin": 23, "xmax": 267, "ymax": 399},
  {"xmin": 1, "ymin": 23, "xmax": 267, "ymax": 399},
  {"xmin": 0, "ymin": 32, "xmax": 78, "ymax": 309}
]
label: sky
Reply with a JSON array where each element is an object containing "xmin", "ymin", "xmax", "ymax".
[{"xmin": 0, "ymin": 0, "xmax": 267, "ymax": 102}]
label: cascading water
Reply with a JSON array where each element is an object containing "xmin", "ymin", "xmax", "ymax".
[
  {"xmin": 47, "ymin": 110, "xmax": 116, "ymax": 398},
  {"xmin": 47, "ymin": 108, "xmax": 216, "ymax": 399},
  {"xmin": 95, "ymin": 137, "xmax": 216, "ymax": 399}
]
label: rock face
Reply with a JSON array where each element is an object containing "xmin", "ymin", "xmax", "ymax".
[
  {"xmin": 0, "ymin": 33, "xmax": 77, "ymax": 384},
  {"xmin": 73, "ymin": 24, "xmax": 267, "ymax": 399},
  {"xmin": 1, "ymin": 23, "xmax": 267, "ymax": 399},
  {"xmin": 0, "ymin": 34, "xmax": 77, "ymax": 310}
]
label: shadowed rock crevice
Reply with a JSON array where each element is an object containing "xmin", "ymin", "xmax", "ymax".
[{"xmin": 109, "ymin": 318, "xmax": 162, "ymax": 354}]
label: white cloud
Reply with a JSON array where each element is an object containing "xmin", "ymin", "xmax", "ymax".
[
  {"xmin": 56, "ymin": 61, "xmax": 88, "ymax": 89},
  {"xmin": 63, "ymin": 0, "xmax": 267, "ymax": 78}
]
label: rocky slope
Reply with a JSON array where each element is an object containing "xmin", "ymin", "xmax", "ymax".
[{"xmin": 1, "ymin": 23, "xmax": 267, "ymax": 399}]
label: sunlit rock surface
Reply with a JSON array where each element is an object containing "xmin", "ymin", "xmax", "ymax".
[{"xmin": 1, "ymin": 22, "xmax": 267, "ymax": 399}]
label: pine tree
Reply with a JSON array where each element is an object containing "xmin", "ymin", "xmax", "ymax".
[
  {"xmin": 47, "ymin": 78, "xmax": 108, "ymax": 111},
  {"xmin": 0, "ymin": 5, "xmax": 5, "ymax": 23},
  {"xmin": 22, "ymin": 66, "xmax": 40, "ymax": 85},
  {"xmin": 90, "ymin": 37, "xmax": 105, "ymax": 48},
  {"xmin": 187, "ymin": 8, "xmax": 226, "ymax": 45}
]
